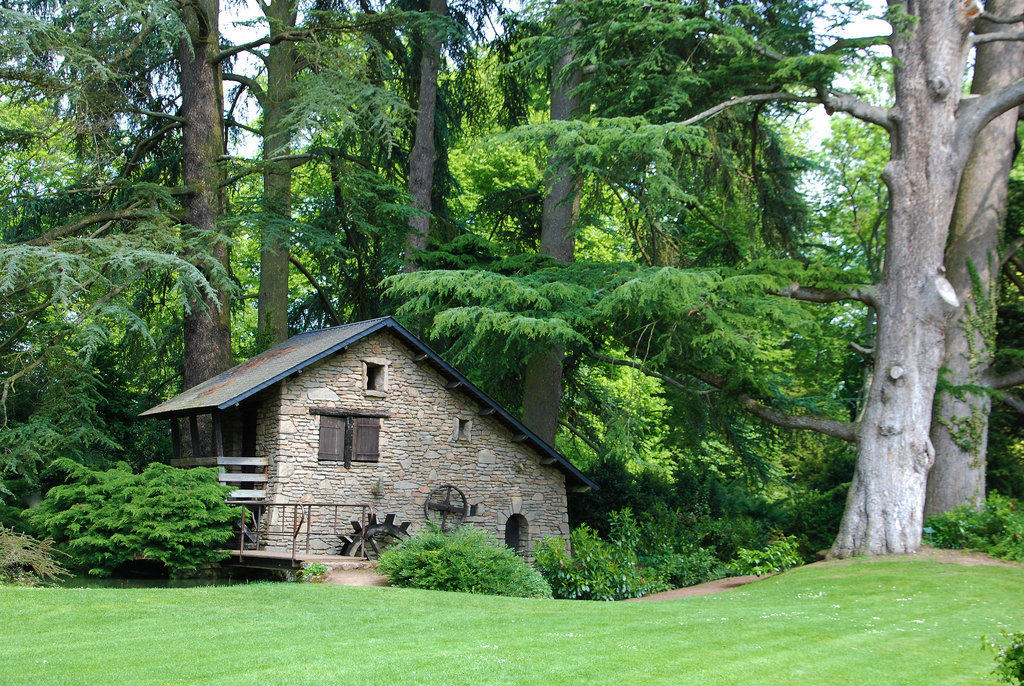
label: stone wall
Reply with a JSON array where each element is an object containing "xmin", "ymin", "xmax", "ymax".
[{"xmin": 255, "ymin": 332, "xmax": 570, "ymax": 555}]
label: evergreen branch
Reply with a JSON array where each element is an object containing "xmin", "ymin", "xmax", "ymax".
[
  {"xmin": 213, "ymin": 30, "xmax": 312, "ymax": 64},
  {"xmin": 850, "ymin": 341, "xmax": 874, "ymax": 357},
  {"xmin": 24, "ymin": 206, "xmax": 150, "ymax": 246},
  {"xmin": 558, "ymin": 419, "xmax": 602, "ymax": 454},
  {"xmin": 128, "ymin": 107, "xmax": 186, "ymax": 123},
  {"xmin": 821, "ymin": 35, "xmax": 892, "ymax": 53},
  {"xmin": 225, "ymin": 118, "xmax": 262, "ymax": 136},
  {"xmin": 997, "ymin": 390, "xmax": 1024, "ymax": 416},
  {"xmin": 587, "ymin": 350, "xmax": 857, "ymax": 442},
  {"xmin": 979, "ymin": 10, "xmax": 1024, "ymax": 23},
  {"xmin": 0, "ymin": 302, "xmax": 50, "ymax": 356},
  {"xmin": 1004, "ymin": 256, "xmax": 1024, "ymax": 294},
  {"xmin": 734, "ymin": 394, "xmax": 857, "ymax": 442},
  {"xmin": 969, "ymin": 30, "xmax": 1024, "ymax": 46},
  {"xmin": 957, "ymin": 78, "xmax": 1024, "ymax": 143},
  {"xmin": 986, "ymin": 367, "xmax": 1024, "ymax": 390},
  {"xmin": 585, "ymin": 349, "xmax": 704, "ymax": 394},
  {"xmin": 1001, "ymin": 237, "xmax": 1024, "ymax": 267},
  {"xmin": 220, "ymin": 154, "xmax": 312, "ymax": 187},
  {"xmin": 224, "ymin": 73, "xmax": 265, "ymax": 103},
  {"xmin": 289, "ymin": 255, "xmax": 342, "ymax": 326},
  {"xmin": 680, "ymin": 92, "xmax": 818, "ymax": 126},
  {"xmin": 775, "ymin": 283, "xmax": 878, "ymax": 307}
]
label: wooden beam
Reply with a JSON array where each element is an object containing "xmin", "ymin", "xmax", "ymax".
[
  {"xmin": 170, "ymin": 418, "xmax": 182, "ymax": 462},
  {"xmin": 540, "ymin": 457, "xmax": 557, "ymax": 465},
  {"xmin": 189, "ymin": 415, "xmax": 201, "ymax": 459},
  {"xmin": 412, "ymin": 353, "xmax": 429, "ymax": 362},
  {"xmin": 212, "ymin": 412, "xmax": 224, "ymax": 458},
  {"xmin": 511, "ymin": 433, "xmax": 528, "ymax": 443},
  {"xmin": 309, "ymin": 407, "xmax": 391, "ymax": 418},
  {"xmin": 478, "ymin": 407, "xmax": 497, "ymax": 417},
  {"xmin": 569, "ymin": 486, "xmax": 591, "ymax": 493},
  {"xmin": 446, "ymin": 381, "xmax": 463, "ymax": 390}
]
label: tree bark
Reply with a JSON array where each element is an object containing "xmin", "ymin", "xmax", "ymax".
[
  {"xmin": 831, "ymin": 2, "xmax": 971, "ymax": 557},
  {"xmin": 521, "ymin": 33, "xmax": 581, "ymax": 445},
  {"xmin": 403, "ymin": 0, "xmax": 448, "ymax": 273},
  {"xmin": 257, "ymin": 0, "xmax": 298, "ymax": 349},
  {"xmin": 926, "ymin": 0, "xmax": 1024, "ymax": 518},
  {"xmin": 179, "ymin": 0, "xmax": 232, "ymax": 389}
]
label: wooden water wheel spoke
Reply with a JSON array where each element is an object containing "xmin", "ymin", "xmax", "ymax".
[{"xmin": 424, "ymin": 484, "xmax": 467, "ymax": 532}]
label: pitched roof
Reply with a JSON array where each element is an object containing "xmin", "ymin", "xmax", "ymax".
[{"xmin": 141, "ymin": 317, "xmax": 596, "ymax": 490}]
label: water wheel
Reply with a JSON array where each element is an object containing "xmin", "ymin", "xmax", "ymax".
[
  {"xmin": 424, "ymin": 483, "xmax": 467, "ymax": 532},
  {"xmin": 339, "ymin": 513, "xmax": 411, "ymax": 558}
]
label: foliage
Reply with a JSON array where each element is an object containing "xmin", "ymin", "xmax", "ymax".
[
  {"xmin": 0, "ymin": 525, "xmax": 67, "ymax": 586},
  {"xmin": 298, "ymin": 562, "xmax": 330, "ymax": 583},
  {"xmin": 987, "ymin": 630, "xmax": 1024, "ymax": 685},
  {"xmin": 728, "ymin": 533, "xmax": 803, "ymax": 576},
  {"xmin": 31, "ymin": 459, "xmax": 235, "ymax": 576},
  {"xmin": 923, "ymin": 493, "xmax": 1024, "ymax": 562},
  {"xmin": 377, "ymin": 525, "xmax": 552, "ymax": 598}
]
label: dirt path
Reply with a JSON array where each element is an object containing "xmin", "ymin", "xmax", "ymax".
[{"xmin": 629, "ymin": 547, "xmax": 1018, "ymax": 602}]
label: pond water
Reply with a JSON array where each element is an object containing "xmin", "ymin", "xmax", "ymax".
[{"xmin": 58, "ymin": 561, "xmax": 284, "ymax": 589}]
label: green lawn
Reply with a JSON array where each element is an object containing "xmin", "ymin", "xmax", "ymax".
[{"xmin": 2, "ymin": 558, "xmax": 1022, "ymax": 685}]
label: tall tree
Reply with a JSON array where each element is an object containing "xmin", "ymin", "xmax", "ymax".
[
  {"xmin": 521, "ymin": 23, "xmax": 581, "ymax": 445},
  {"xmin": 403, "ymin": 0, "xmax": 449, "ymax": 272},
  {"xmin": 179, "ymin": 0, "xmax": 232, "ymax": 388},
  {"xmin": 926, "ymin": 0, "xmax": 1024, "ymax": 517}
]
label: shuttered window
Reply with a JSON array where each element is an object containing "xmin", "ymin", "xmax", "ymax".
[
  {"xmin": 318, "ymin": 415, "xmax": 345, "ymax": 462},
  {"xmin": 318, "ymin": 414, "xmax": 380, "ymax": 465},
  {"xmin": 352, "ymin": 418, "xmax": 380, "ymax": 463}
]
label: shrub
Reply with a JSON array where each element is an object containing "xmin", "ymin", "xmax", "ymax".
[
  {"xmin": 728, "ymin": 534, "xmax": 803, "ymax": 576},
  {"xmin": 923, "ymin": 493, "xmax": 1024, "ymax": 562},
  {"xmin": 298, "ymin": 562, "xmax": 330, "ymax": 583},
  {"xmin": 31, "ymin": 459, "xmax": 236, "ymax": 576},
  {"xmin": 0, "ymin": 526, "xmax": 68, "ymax": 586},
  {"xmin": 987, "ymin": 630, "xmax": 1024, "ymax": 684},
  {"xmin": 534, "ymin": 523, "xmax": 668, "ymax": 601},
  {"xmin": 377, "ymin": 526, "xmax": 552, "ymax": 598}
]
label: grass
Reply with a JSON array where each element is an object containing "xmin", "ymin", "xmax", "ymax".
[{"xmin": 2, "ymin": 557, "xmax": 1023, "ymax": 685}]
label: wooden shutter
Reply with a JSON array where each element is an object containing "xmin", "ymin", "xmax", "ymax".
[
  {"xmin": 318, "ymin": 415, "xmax": 344, "ymax": 461},
  {"xmin": 350, "ymin": 417, "xmax": 380, "ymax": 462}
]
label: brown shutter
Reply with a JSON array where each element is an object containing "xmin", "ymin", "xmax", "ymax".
[
  {"xmin": 318, "ymin": 415, "xmax": 344, "ymax": 461},
  {"xmin": 351, "ymin": 417, "xmax": 380, "ymax": 462}
]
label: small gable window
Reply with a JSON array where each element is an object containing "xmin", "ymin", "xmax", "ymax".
[
  {"xmin": 316, "ymin": 412, "xmax": 382, "ymax": 466},
  {"xmin": 362, "ymin": 360, "xmax": 388, "ymax": 395},
  {"xmin": 454, "ymin": 417, "xmax": 472, "ymax": 442}
]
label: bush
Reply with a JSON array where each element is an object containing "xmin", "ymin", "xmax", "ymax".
[
  {"xmin": 0, "ymin": 526, "xmax": 68, "ymax": 586},
  {"xmin": 377, "ymin": 526, "xmax": 552, "ymax": 598},
  {"xmin": 534, "ymin": 521, "xmax": 669, "ymax": 601},
  {"xmin": 987, "ymin": 630, "xmax": 1024, "ymax": 684},
  {"xmin": 924, "ymin": 493, "xmax": 1024, "ymax": 562},
  {"xmin": 31, "ymin": 459, "xmax": 236, "ymax": 576},
  {"xmin": 728, "ymin": 534, "xmax": 803, "ymax": 576},
  {"xmin": 298, "ymin": 562, "xmax": 329, "ymax": 583}
]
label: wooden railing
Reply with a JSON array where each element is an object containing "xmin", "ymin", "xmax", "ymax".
[
  {"xmin": 217, "ymin": 456, "xmax": 269, "ymax": 500},
  {"xmin": 230, "ymin": 501, "xmax": 377, "ymax": 561}
]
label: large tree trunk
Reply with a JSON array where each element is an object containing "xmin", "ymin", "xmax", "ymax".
[
  {"xmin": 521, "ymin": 38, "xmax": 581, "ymax": 445},
  {"xmin": 403, "ymin": 0, "xmax": 447, "ymax": 273},
  {"xmin": 179, "ymin": 0, "xmax": 232, "ymax": 389},
  {"xmin": 257, "ymin": 0, "xmax": 298, "ymax": 349},
  {"xmin": 925, "ymin": 0, "xmax": 1024, "ymax": 518},
  {"xmin": 831, "ymin": 2, "xmax": 970, "ymax": 557}
]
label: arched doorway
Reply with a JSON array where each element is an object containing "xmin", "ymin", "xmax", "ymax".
[{"xmin": 504, "ymin": 513, "xmax": 528, "ymax": 551}]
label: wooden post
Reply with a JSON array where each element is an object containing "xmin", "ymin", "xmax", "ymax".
[
  {"xmin": 170, "ymin": 418, "xmax": 182, "ymax": 462},
  {"xmin": 189, "ymin": 415, "xmax": 201, "ymax": 460},
  {"xmin": 212, "ymin": 411, "xmax": 224, "ymax": 458}
]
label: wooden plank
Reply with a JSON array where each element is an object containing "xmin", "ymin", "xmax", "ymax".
[
  {"xmin": 309, "ymin": 407, "xmax": 391, "ymax": 418},
  {"xmin": 217, "ymin": 456, "xmax": 269, "ymax": 467},
  {"xmin": 478, "ymin": 408, "xmax": 497, "ymax": 417},
  {"xmin": 540, "ymin": 457, "xmax": 557, "ymax": 465},
  {"xmin": 227, "ymin": 489, "xmax": 266, "ymax": 499},
  {"xmin": 170, "ymin": 418, "xmax": 182, "ymax": 462},
  {"xmin": 189, "ymin": 415, "xmax": 201, "ymax": 459},
  {"xmin": 212, "ymin": 411, "xmax": 224, "ymax": 458},
  {"xmin": 218, "ymin": 472, "xmax": 268, "ymax": 483}
]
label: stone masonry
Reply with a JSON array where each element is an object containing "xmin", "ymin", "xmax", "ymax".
[{"xmin": 254, "ymin": 331, "xmax": 570, "ymax": 555}]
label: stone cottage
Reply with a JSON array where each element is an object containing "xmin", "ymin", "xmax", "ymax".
[{"xmin": 141, "ymin": 317, "xmax": 595, "ymax": 555}]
